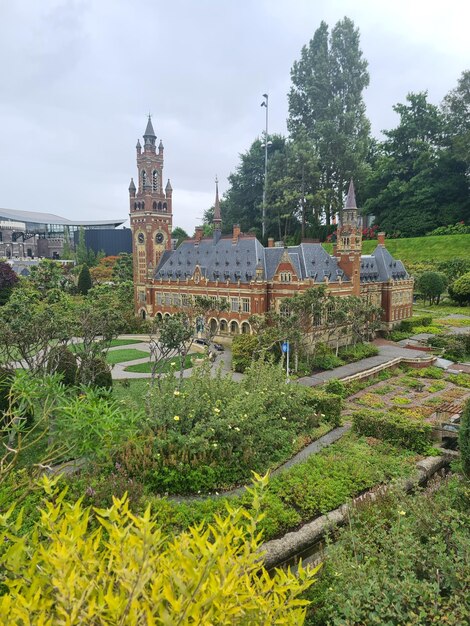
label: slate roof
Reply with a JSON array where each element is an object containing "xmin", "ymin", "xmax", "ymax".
[
  {"xmin": 0, "ymin": 207, "xmax": 126, "ymax": 228},
  {"xmin": 155, "ymin": 238, "xmax": 349, "ymax": 284},
  {"xmin": 367, "ymin": 245, "xmax": 409, "ymax": 281}
]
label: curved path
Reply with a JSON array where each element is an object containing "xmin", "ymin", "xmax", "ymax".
[{"xmin": 170, "ymin": 423, "xmax": 351, "ymax": 503}]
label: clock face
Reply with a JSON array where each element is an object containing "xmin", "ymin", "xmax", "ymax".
[
  {"xmin": 137, "ymin": 233, "xmax": 145, "ymax": 244},
  {"xmin": 155, "ymin": 232, "xmax": 164, "ymax": 244}
]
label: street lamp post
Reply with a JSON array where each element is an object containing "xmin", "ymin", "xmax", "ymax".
[{"xmin": 260, "ymin": 93, "xmax": 269, "ymax": 240}]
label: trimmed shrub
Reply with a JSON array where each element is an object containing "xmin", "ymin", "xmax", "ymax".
[
  {"xmin": 399, "ymin": 316, "xmax": 433, "ymax": 333},
  {"xmin": 352, "ymin": 409, "xmax": 433, "ymax": 453},
  {"xmin": 460, "ymin": 399, "xmax": 470, "ymax": 478},
  {"xmin": 46, "ymin": 345, "xmax": 78, "ymax": 386},
  {"xmin": 311, "ymin": 343, "xmax": 342, "ymax": 370},
  {"xmin": 339, "ymin": 342, "xmax": 379, "ymax": 362},
  {"xmin": 307, "ymin": 388, "xmax": 342, "ymax": 426},
  {"xmin": 231, "ymin": 334, "xmax": 260, "ymax": 373},
  {"xmin": 323, "ymin": 378, "xmax": 346, "ymax": 398},
  {"xmin": 78, "ymin": 357, "xmax": 113, "ymax": 390}
]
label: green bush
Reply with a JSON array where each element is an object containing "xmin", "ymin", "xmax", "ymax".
[
  {"xmin": 428, "ymin": 333, "xmax": 470, "ymax": 361},
  {"xmin": 448, "ymin": 373, "xmax": 470, "ymax": 388},
  {"xmin": 338, "ymin": 342, "xmax": 379, "ymax": 363},
  {"xmin": 311, "ymin": 344, "xmax": 343, "ymax": 370},
  {"xmin": 460, "ymin": 399, "xmax": 470, "ymax": 478},
  {"xmin": 78, "ymin": 356, "xmax": 113, "ymax": 390},
  {"xmin": 323, "ymin": 378, "xmax": 346, "ymax": 398},
  {"xmin": 352, "ymin": 409, "xmax": 433, "ymax": 453},
  {"xmin": 46, "ymin": 345, "xmax": 78, "ymax": 386},
  {"xmin": 448, "ymin": 271, "xmax": 470, "ymax": 305},
  {"xmin": 399, "ymin": 315, "xmax": 433, "ymax": 333},
  {"xmin": 305, "ymin": 477, "xmax": 470, "ymax": 626},
  {"xmin": 410, "ymin": 365, "xmax": 444, "ymax": 379},
  {"xmin": 231, "ymin": 334, "xmax": 260, "ymax": 373},
  {"xmin": 307, "ymin": 388, "xmax": 342, "ymax": 426}
]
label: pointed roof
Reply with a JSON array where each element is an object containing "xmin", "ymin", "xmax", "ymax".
[
  {"xmin": 128, "ymin": 177, "xmax": 136, "ymax": 191},
  {"xmin": 136, "ymin": 139, "xmax": 141, "ymax": 149},
  {"xmin": 158, "ymin": 139, "xmax": 164, "ymax": 150},
  {"xmin": 213, "ymin": 176, "xmax": 221, "ymax": 227},
  {"xmin": 165, "ymin": 179, "xmax": 172, "ymax": 191},
  {"xmin": 143, "ymin": 115, "xmax": 156, "ymax": 138},
  {"xmin": 345, "ymin": 179, "xmax": 357, "ymax": 209}
]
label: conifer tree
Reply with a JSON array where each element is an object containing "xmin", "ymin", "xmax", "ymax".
[{"xmin": 77, "ymin": 264, "xmax": 92, "ymax": 295}]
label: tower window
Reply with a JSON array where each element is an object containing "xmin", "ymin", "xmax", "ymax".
[
  {"xmin": 141, "ymin": 170, "xmax": 147, "ymax": 188},
  {"xmin": 158, "ymin": 202, "xmax": 162, "ymax": 211},
  {"xmin": 152, "ymin": 170, "xmax": 159, "ymax": 192},
  {"xmin": 163, "ymin": 202, "xmax": 167, "ymax": 211},
  {"xmin": 153, "ymin": 201, "xmax": 157, "ymax": 211}
]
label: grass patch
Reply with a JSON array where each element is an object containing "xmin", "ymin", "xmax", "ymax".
[
  {"xmin": 124, "ymin": 354, "xmax": 198, "ymax": 373},
  {"xmin": 106, "ymin": 348, "xmax": 149, "ymax": 365},
  {"xmin": 324, "ymin": 234, "xmax": 470, "ymax": 263}
]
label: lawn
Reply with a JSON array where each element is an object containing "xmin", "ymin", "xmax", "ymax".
[
  {"xmin": 123, "ymin": 353, "xmax": 199, "ymax": 373},
  {"xmin": 323, "ymin": 234, "xmax": 470, "ymax": 263},
  {"xmin": 106, "ymin": 348, "xmax": 148, "ymax": 365},
  {"xmin": 413, "ymin": 303, "xmax": 470, "ymax": 317}
]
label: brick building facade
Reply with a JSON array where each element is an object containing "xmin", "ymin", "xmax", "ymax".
[{"xmin": 130, "ymin": 120, "xmax": 413, "ymax": 333}]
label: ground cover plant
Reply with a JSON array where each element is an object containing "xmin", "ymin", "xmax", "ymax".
[
  {"xmin": 305, "ymin": 476, "xmax": 470, "ymax": 626},
  {"xmin": 352, "ymin": 409, "xmax": 433, "ymax": 453}
]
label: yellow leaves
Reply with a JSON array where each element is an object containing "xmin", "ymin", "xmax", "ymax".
[{"xmin": 0, "ymin": 483, "xmax": 318, "ymax": 625}]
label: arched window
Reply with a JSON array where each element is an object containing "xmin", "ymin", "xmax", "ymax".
[
  {"xmin": 153, "ymin": 201, "xmax": 157, "ymax": 211},
  {"xmin": 141, "ymin": 170, "xmax": 147, "ymax": 188},
  {"xmin": 163, "ymin": 202, "xmax": 167, "ymax": 211},
  {"xmin": 230, "ymin": 320, "xmax": 239, "ymax": 335},
  {"xmin": 220, "ymin": 319, "xmax": 228, "ymax": 333},
  {"xmin": 158, "ymin": 202, "xmax": 162, "ymax": 211},
  {"xmin": 141, "ymin": 201, "xmax": 145, "ymax": 211},
  {"xmin": 152, "ymin": 170, "xmax": 158, "ymax": 192},
  {"xmin": 241, "ymin": 322, "xmax": 250, "ymax": 334}
]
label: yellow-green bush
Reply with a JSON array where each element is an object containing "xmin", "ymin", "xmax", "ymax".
[{"xmin": 0, "ymin": 475, "xmax": 318, "ymax": 624}]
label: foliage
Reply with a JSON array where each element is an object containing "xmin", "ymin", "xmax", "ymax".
[
  {"xmin": 87, "ymin": 280, "xmax": 137, "ymax": 333},
  {"xmin": 460, "ymin": 399, "xmax": 470, "ymax": 478},
  {"xmin": 29, "ymin": 259, "xmax": 69, "ymax": 293},
  {"xmin": 436, "ymin": 257, "xmax": 470, "ymax": 281},
  {"xmin": 448, "ymin": 373, "xmax": 470, "ymax": 389},
  {"xmin": 78, "ymin": 356, "xmax": 113, "ymax": 390},
  {"xmin": 0, "ymin": 476, "xmax": 317, "ymax": 625},
  {"xmin": 428, "ymin": 333, "xmax": 470, "ymax": 361},
  {"xmin": 112, "ymin": 252, "xmax": 134, "ymax": 282},
  {"xmin": 363, "ymin": 90, "xmax": 470, "ymax": 237},
  {"xmin": 46, "ymin": 345, "xmax": 78, "ymax": 386},
  {"xmin": 338, "ymin": 342, "xmax": 379, "ymax": 362},
  {"xmin": 399, "ymin": 315, "xmax": 433, "ymax": 332},
  {"xmin": 427, "ymin": 221, "xmax": 470, "ymax": 236},
  {"xmin": 288, "ymin": 18, "xmax": 370, "ymax": 223},
  {"xmin": 305, "ymin": 477, "xmax": 470, "ymax": 626},
  {"xmin": 171, "ymin": 226, "xmax": 189, "ymax": 247},
  {"xmin": 323, "ymin": 378, "xmax": 346, "ymax": 397},
  {"xmin": 311, "ymin": 344, "xmax": 343, "ymax": 370},
  {"xmin": 89, "ymin": 255, "xmax": 119, "ymax": 283},
  {"xmin": 0, "ymin": 261, "xmax": 19, "ymax": 306},
  {"xmin": 77, "ymin": 263, "xmax": 92, "ymax": 295},
  {"xmin": 124, "ymin": 355, "xmax": 196, "ymax": 374},
  {"xmin": 75, "ymin": 226, "xmax": 98, "ymax": 266},
  {"xmin": 448, "ymin": 271, "xmax": 470, "ymax": 305},
  {"xmin": 409, "ymin": 365, "xmax": 444, "ymax": 379},
  {"xmin": 352, "ymin": 409, "xmax": 433, "ymax": 453},
  {"xmin": 416, "ymin": 271, "xmax": 447, "ymax": 304},
  {"xmin": 128, "ymin": 361, "xmax": 340, "ymax": 494},
  {"xmin": 232, "ymin": 334, "xmax": 260, "ymax": 373}
]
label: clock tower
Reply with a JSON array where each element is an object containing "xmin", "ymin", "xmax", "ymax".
[{"xmin": 129, "ymin": 116, "xmax": 173, "ymax": 317}]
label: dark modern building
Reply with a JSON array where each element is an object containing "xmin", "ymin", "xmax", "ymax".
[{"xmin": 0, "ymin": 207, "xmax": 126, "ymax": 259}]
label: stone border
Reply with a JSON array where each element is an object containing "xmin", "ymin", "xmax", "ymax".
[{"xmin": 260, "ymin": 449, "xmax": 458, "ymax": 570}]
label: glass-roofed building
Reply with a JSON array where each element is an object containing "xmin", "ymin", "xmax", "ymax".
[{"xmin": 0, "ymin": 207, "xmax": 126, "ymax": 259}]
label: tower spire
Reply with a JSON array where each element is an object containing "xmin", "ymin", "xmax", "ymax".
[
  {"xmin": 213, "ymin": 175, "xmax": 222, "ymax": 229},
  {"xmin": 345, "ymin": 178, "xmax": 357, "ymax": 209}
]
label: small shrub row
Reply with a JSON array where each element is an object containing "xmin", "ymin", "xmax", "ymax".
[
  {"xmin": 399, "ymin": 316, "xmax": 433, "ymax": 333},
  {"xmin": 352, "ymin": 409, "xmax": 433, "ymax": 453}
]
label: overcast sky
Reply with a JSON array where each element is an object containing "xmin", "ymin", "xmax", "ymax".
[{"xmin": 0, "ymin": 0, "xmax": 468, "ymax": 234}]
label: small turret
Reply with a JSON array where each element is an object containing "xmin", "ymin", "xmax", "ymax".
[
  {"xmin": 136, "ymin": 139, "xmax": 142, "ymax": 155},
  {"xmin": 165, "ymin": 179, "xmax": 173, "ymax": 197},
  {"xmin": 158, "ymin": 139, "xmax": 164, "ymax": 155},
  {"xmin": 128, "ymin": 178, "xmax": 136, "ymax": 197}
]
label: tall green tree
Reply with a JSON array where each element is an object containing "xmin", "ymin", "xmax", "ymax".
[
  {"xmin": 442, "ymin": 70, "xmax": 470, "ymax": 168},
  {"xmin": 0, "ymin": 262, "xmax": 19, "ymax": 305},
  {"xmin": 287, "ymin": 18, "xmax": 371, "ymax": 223},
  {"xmin": 363, "ymin": 91, "xmax": 469, "ymax": 236}
]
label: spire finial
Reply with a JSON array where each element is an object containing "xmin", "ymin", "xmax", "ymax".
[
  {"xmin": 345, "ymin": 178, "xmax": 357, "ymax": 209},
  {"xmin": 213, "ymin": 175, "xmax": 221, "ymax": 229}
]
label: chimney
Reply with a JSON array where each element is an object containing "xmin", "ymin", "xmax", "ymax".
[
  {"xmin": 268, "ymin": 237, "xmax": 274, "ymax": 248},
  {"xmin": 377, "ymin": 232, "xmax": 385, "ymax": 246},
  {"xmin": 194, "ymin": 226, "xmax": 203, "ymax": 242},
  {"xmin": 232, "ymin": 224, "xmax": 240, "ymax": 244}
]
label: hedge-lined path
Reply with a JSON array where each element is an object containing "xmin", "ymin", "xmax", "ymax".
[
  {"xmin": 297, "ymin": 343, "xmax": 435, "ymax": 387},
  {"xmin": 171, "ymin": 423, "xmax": 352, "ymax": 503}
]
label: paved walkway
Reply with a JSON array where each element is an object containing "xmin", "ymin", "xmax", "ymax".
[{"xmin": 296, "ymin": 344, "xmax": 434, "ymax": 387}]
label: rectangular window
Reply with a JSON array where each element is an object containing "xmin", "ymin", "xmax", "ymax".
[
  {"xmin": 165, "ymin": 293, "xmax": 171, "ymax": 306},
  {"xmin": 138, "ymin": 291, "xmax": 145, "ymax": 303},
  {"xmin": 182, "ymin": 294, "xmax": 191, "ymax": 308},
  {"xmin": 173, "ymin": 294, "xmax": 181, "ymax": 307},
  {"xmin": 231, "ymin": 297, "xmax": 239, "ymax": 312},
  {"xmin": 156, "ymin": 292, "xmax": 163, "ymax": 305},
  {"xmin": 241, "ymin": 298, "xmax": 250, "ymax": 313}
]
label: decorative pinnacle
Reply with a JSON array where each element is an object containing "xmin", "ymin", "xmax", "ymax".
[
  {"xmin": 345, "ymin": 178, "xmax": 357, "ymax": 209},
  {"xmin": 214, "ymin": 175, "xmax": 221, "ymax": 226}
]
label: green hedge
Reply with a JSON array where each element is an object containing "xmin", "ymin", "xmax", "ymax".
[
  {"xmin": 307, "ymin": 388, "xmax": 342, "ymax": 426},
  {"xmin": 352, "ymin": 409, "xmax": 433, "ymax": 453},
  {"xmin": 399, "ymin": 316, "xmax": 433, "ymax": 332}
]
